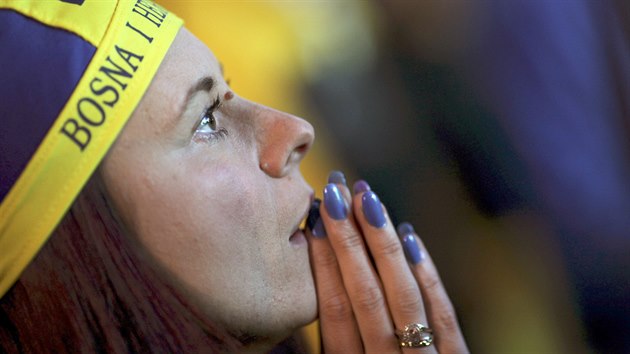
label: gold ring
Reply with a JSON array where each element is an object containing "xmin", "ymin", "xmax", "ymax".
[{"xmin": 395, "ymin": 323, "xmax": 434, "ymax": 348}]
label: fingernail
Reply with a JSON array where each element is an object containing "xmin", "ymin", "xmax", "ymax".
[
  {"xmin": 306, "ymin": 199, "xmax": 327, "ymax": 238},
  {"xmin": 353, "ymin": 180, "xmax": 370, "ymax": 195},
  {"xmin": 397, "ymin": 222, "xmax": 414, "ymax": 236},
  {"xmin": 362, "ymin": 191, "xmax": 386, "ymax": 228},
  {"xmin": 397, "ymin": 222, "xmax": 423, "ymax": 264},
  {"xmin": 401, "ymin": 233, "xmax": 423, "ymax": 264},
  {"xmin": 324, "ymin": 183, "xmax": 347, "ymax": 220},
  {"xmin": 328, "ymin": 170, "xmax": 346, "ymax": 185}
]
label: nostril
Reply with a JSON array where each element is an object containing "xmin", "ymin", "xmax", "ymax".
[
  {"xmin": 294, "ymin": 142, "xmax": 310, "ymax": 155},
  {"xmin": 258, "ymin": 112, "xmax": 314, "ymax": 177}
]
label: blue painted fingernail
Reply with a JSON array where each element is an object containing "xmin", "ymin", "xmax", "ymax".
[
  {"xmin": 328, "ymin": 170, "xmax": 346, "ymax": 185},
  {"xmin": 353, "ymin": 180, "xmax": 370, "ymax": 195},
  {"xmin": 306, "ymin": 199, "xmax": 327, "ymax": 238},
  {"xmin": 324, "ymin": 183, "xmax": 347, "ymax": 220},
  {"xmin": 397, "ymin": 222, "xmax": 414, "ymax": 236},
  {"xmin": 401, "ymin": 233, "xmax": 423, "ymax": 264},
  {"xmin": 362, "ymin": 191, "xmax": 386, "ymax": 228}
]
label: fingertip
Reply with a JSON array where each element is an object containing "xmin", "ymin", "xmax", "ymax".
[
  {"xmin": 306, "ymin": 198, "xmax": 327, "ymax": 238},
  {"xmin": 327, "ymin": 170, "xmax": 347, "ymax": 186},
  {"xmin": 324, "ymin": 184, "xmax": 348, "ymax": 220},
  {"xmin": 353, "ymin": 180, "xmax": 370, "ymax": 195},
  {"xmin": 396, "ymin": 222, "xmax": 414, "ymax": 237},
  {"xmin": 401, "ymin": 234, "xmax": 424, "ymax": 265},
  {"xmin": 397, "ymin": 222, "xmax": 424, "ymax": 264},
  {"xmin": 361, "ymin": 191, "xmax": 387, "ymax": 228}
]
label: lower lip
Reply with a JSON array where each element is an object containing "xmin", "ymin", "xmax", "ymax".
[{"xmin": 289, "ymin": 229, "xmax": 307, "ymax": 247}]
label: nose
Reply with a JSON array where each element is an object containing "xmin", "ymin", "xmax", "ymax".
[{"xmin": 256, "ymin": 106, "xmax": 314, "ymax": 178}]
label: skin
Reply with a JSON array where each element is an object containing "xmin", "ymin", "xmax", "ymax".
[
  {"xmin": 100, "ymin": 26, "xmax": 468, "ymax": 353},
  {"xmin": 100, "ymin": 28, "xmax": 317, "ymax": 348},
  {"xmin": 309, "ymin": 179, "xmax": 469, "ymax": 353}
]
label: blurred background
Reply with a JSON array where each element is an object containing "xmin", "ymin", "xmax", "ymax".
[{"xmin": 160, "ymin": 1, "xmax": 630, "ymax": 353}]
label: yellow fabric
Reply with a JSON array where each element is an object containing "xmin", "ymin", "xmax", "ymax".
[
  {"xmin": 0, "ymin": 0, "xmax": 182, "ymax": 298},
  {"xmin": 2, "ymin": 0, "xmax": 116, "ymax": 47}
]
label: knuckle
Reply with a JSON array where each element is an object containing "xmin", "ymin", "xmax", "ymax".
[
  {"xmin": 392, "ymin": 285, "xmax": 423, "ymax": 316},
  {"xmin": 315, "ymin": 248, "xmax": 339, "ymax": 269},
  {"xmin": 320, "ymin": 292, "xmax": 354, "ymax": 324},
  {"xmin": 354, "ymin": 284, "xmax": 385, "ymax": 314},
  {"xmin": 373, "ymin": 238, "xmax": 403, "ymax": 259},
  {"xmin": 434, "ymin": 302, "xmax": 460, "ymax": 333},
  {"xmin": 421, "ymin": 272, "xmax": 443, "ymax": 294},
  {"xmin": 333, "ymin": 227, "xmax": 364, "ymax": 253}
]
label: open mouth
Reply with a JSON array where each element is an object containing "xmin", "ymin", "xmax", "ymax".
[
  {"xmin": 289, "ymin": 198, "xmax": 313, "ymax": 246},
  {"xmin": 289, "ymin": 228, "xmax": 306, "ymax": 246}
]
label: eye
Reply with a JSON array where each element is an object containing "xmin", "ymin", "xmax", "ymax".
[
  {"xmin": 197, "ymin": 109, "xmax": 217, "ymax": 133},
  {"xmin": 193, "ymin": 96, "xmax": 228, "ymax": 143}
]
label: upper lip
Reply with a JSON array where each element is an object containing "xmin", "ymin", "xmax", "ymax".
[{"xmin": 291, "ymin": 192, "xmax": 314, "ymax": 236}]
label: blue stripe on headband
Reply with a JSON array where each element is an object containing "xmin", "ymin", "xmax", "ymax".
[{"xmin": 0, "ymin": 9, "xmax": 96, "ymax": 200}]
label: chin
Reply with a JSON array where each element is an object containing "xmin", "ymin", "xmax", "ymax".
[
  {"xmin": 216, "ymin": 281, "xmax": 318, "ymax": 339},
  {"xmin": 265, "ymin": 283, "xmax": 318, "ymax": 337},
  {"xmin": 227, "ymin": 297, "xmax": 318, "ymax": 352},
  {"xmin": 273, "ymin": 284, "xmax": 319, "ymax": 333},
  {"xmin": 292, "ymin": 292, "xmax": 319, "ymax": 329}
]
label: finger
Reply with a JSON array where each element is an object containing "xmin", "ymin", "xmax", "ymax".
[
  {"xmin": 352, "ymin": 182, "xmax": 437, "ymax": 354},
  {"xmin": 328, "ymin": 170, "xmax": 353, "ymax": 204},
  {"xmin": 306, "ymin": 199, "xmax": 363, "ymax": 353},
  {"xmin": 397, "ymin": 223, "xmax": 469, "ymax": 353},
  {"xmin": 320, "ymin": 174, "xmax": 398, "ymax": 352}
]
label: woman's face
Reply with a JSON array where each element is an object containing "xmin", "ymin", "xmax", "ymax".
[{"xmin": 100, "ymin": 28, "xmax": 317, "ymax": 340}]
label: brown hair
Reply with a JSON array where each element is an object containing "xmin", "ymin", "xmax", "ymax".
[{"xmin": 0, "ymin": 174, "xmax": 243, "ymax": 353}]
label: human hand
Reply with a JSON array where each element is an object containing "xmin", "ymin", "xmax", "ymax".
[{"xmin": 306, "ymin": 171, "xmax": 468, "ymax": 353}]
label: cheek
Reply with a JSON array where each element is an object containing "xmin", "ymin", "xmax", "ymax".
[
  {"xmin": 187, "ymin": 161, "xmax": 269, "ymax": 232},
  {"xmin": 196, "ymin": 162, "xmax": 262, "ymax": 226},
  {"xmin": 129, "ymin": 157, "xmax": 268, "ymax": 265}
]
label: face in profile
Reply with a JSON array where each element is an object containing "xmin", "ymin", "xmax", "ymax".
[{"xmin": 100, "ymin": 28, "xmax": 317, "ymax": 340}]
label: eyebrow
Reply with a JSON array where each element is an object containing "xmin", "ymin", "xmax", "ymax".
[
  {"xmin": 185, "ymin": 76, "xmax": 215, "ymax": 104},
  {"xmin": 162, "ymin": 76, "xmax": 215, "ymax": 136}
]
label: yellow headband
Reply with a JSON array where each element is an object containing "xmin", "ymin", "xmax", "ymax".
[{"xmin": 0, "ymin": 0, "xmax": 182, "ymax": 298}]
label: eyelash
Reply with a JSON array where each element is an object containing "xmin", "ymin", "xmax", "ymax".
[{"xmin": 193, "ymin": 95, "xmax": 228, "ymax": 143}]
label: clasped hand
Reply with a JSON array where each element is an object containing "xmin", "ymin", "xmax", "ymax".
[{"xmin": 306, "ymin": 172, "xmax": 468, "ymax": 353}]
